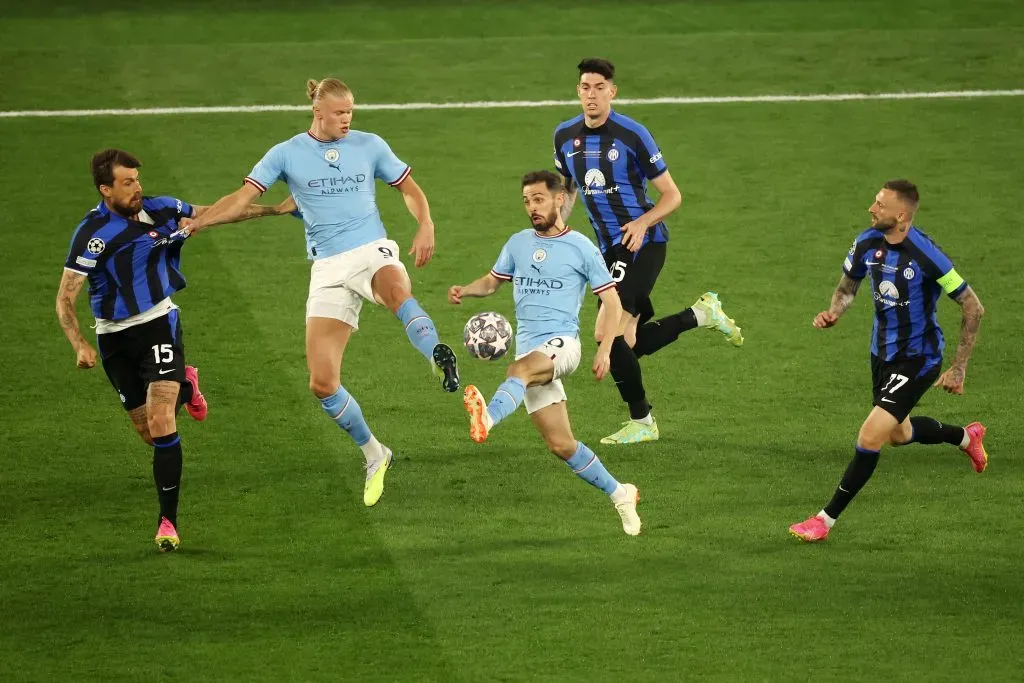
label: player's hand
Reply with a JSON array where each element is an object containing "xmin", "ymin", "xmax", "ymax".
[
  {"xmin": 409, "ymin": 223, "xmax": 435, "ymax": 268},
  {"xmin": 448, "ymin": 285, "xmax": 464, "ymax": 305},
  {"xmin": 813, "ymin": 310, "xmax": 838, "ymax": 328},
  {"xmin": 75, "ymin": 343, "xmax": 97, "ymax": 369},
  {"xmin": 592, "ymin": 351, "xmax": 611, "ymax": 380},
  {"xmin": 173, "ymin": 217, "xmax": 195, "ymax": 240},
  {"xmin": 620, "ymin": 217, "xmax": 651, "ymax": 253},
  {"xmin": 933, "ymin": 366, "xmax": 966, "ymax": 395}
]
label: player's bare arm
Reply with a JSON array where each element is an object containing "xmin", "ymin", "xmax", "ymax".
[
  {"xmin": 180, "ymin": 183, "xmax": 264, "ymax": 234},
  {"xmin": 394, "ymin": 175, "xmax": 435, "ymax": 268},
  {"xmin": 191, "ymin": 195, "xmax": 295, "ymax": 222},
  {"xmin": 55, "ymin": 269, "xmax": 96, "ymax": 369},
  {"xmin": 620, "ymin": 171, "xmax": 683, "ymax": 252},
  {"xmin": 559, "ymin": 178, "xmax": 578, "ymax": 223},
  {"xmin": 815, "ymin": 274, "xmax": 862, "ymax": 328},
  {"xmin": 448, "ymin": 274, "xmax": 504, "ymax": 304},
  {"xmin": 934, "ymin": 286, "xmax": 985, "ymax": 395},
  {"xmin": 593, "ymin": 287, "xmax": 623, "ymax": 380}
]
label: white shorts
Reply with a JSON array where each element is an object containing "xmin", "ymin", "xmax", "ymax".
[
  {"xmin": 515, "ymin": 336, "xmax": 582, "ymax": 414},
  {"xmin": 306, "ymin": 238, "xmax": 406, "ymax": 328}
]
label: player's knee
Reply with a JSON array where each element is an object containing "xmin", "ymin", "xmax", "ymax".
[
  {"xmin": 506, "ymin": 359, "xmax": 530, "ymax": 382},
  {"xmin": 309, "ymin": 376, "xmax": 339, "ymax": 399},
  {"xmin": 147, "ymin": 410, "xmax": 176, "ymax": 438},
  {"xmin": 545, "ymin": 436, "xmax": 577, "ymax": 460},
  {"xmin": 856, "ymin": 424, "xmax": 887, "ymax": 451}
]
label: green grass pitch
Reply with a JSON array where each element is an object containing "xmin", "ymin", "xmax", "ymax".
[{"xmin": 1, "ymin": 1, "xmax": 1022, "ymax": 680}]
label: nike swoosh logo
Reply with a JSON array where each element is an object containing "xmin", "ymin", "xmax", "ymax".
[
  {"xmin": 567, "ymin": 150, "xmax": 583, "ymax": 157},
  {"xmin": 158, "ymin": 368, "xmax": 174, "ymax": 375},
  {"xmin": 864, "ymin": 261, "xmax": 881, "ymax": 266},
  {"xmin": 880, "ymin": 397, "xmax": 896, "ymax": 403},
  {"xmin": 161, "ymin": 486, "xmax": 177, "ymax": 491},
  {"xmin": 838, "ymin": 486, "xmax": 849, "ymax": 493}
]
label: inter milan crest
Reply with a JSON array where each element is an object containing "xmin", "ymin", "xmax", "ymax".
[
  {"xmin": 903, "ymin": 267, "xmax": 915, "ymax": 280},
  {"xmin": 324, "ymin": 149, "xmax": 340, "ymax": 163},
  {"xmin": 607, "ymin": 147, "xmax": 619, "ymax": 162},
  {"xmin": 532, "ymin": 249, "xmax": 547, "ymax": 263}
]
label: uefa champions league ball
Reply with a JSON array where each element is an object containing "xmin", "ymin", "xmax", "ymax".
[{"xmin": 463, "ymin": 312, "xmax": 513, "ymax": 361}]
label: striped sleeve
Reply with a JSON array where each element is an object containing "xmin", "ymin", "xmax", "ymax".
[
  {"xmin": 371, "ymin": 134, "xmax": 411, "ymax": 186},
  {"xmin": 490, "ymin": 241, "xmax": 514, "ymax": 280},
  {"xmin": 245, "ymin": 142, "xmax": 286, "ymax": 194},
  {"xmin": 582, "ymin": 240, "xmax": 616, "ymax": 294},
  {"xmin": 63, "ymin": 218, "xmax": 102, "ymax": 274}
]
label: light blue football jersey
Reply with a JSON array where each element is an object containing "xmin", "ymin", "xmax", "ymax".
[
  {"xmin": 490, "ymin": 227, "xmax": 616, "ymax": 353},
  {"xmin": 245, "ymin": 130, "xmax": 411, "ymax": 259}
]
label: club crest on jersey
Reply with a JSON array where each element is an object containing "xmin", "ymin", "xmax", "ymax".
[
  {"xmin": 324, "ymin": 149, "xmax": 340, "ymax": 163},
  {"xmin": 573, "ymin": 138, "xmax": 582, "ymax": 148},
  {"xmin": 532, "ymin": 249, "xmax": 547, "ymax": 263},
  {"xmin": 903, "ymin": 267, "xmax": 915, "ymax": 280},
  {"xmin": 584, "ymin": 168, "xmax": 606, "ymax": 188},
  {"xmin": 86, "ymin": 238, "xmax": 105, "ymax": 255},
  {"xmin": 607, "ymin": 147, "xmax": 620, "ymax": 162}
]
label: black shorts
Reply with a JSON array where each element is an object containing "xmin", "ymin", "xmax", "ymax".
[
  {"xmin": 601, "ymin": 242, "xmax": 667, "ymax": 321},
  {"xmin": 871, "ymin": 354, "xmax": 942, "ymax": 423},
  {"xmin": 96, "ymin": 311, "xmax": 186, "ymax": 411}
]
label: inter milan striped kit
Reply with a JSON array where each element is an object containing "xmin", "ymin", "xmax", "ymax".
[
  {"xmin": 553, "ymin": 110, "xmax": 669, "ymax": 253},
  {"xmin": 843, "ymin": 225, "xmax": 968, "ymax": 420},
  {"xmin": 64, "ymin": 196, "xmax": 194, "ymax": 408}
]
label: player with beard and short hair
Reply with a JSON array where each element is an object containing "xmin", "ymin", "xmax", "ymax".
[
  {"xmin": 789, "ymin": 179, "xmax": 990, "ymax": 543},
  {"xmin": 57, "ymin": 148, "xmax": 290, "ymax": 551},
  {"xmin": 448, "ymin": 170, "xmax": 642, "ymax": 536}
]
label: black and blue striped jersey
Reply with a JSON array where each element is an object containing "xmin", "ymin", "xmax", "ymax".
[
  {"xmin": 553, "ymin": 109, "xmax": 669, "ymax": 253},
  {"xmin": 843, "ymin": 226, "xmax": 968, "ymax": 362},
  {"xmin": 64, "ymin": 197, "xmax": 193, "ymax": 320}
]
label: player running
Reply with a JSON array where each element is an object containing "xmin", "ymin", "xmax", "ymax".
[
  {"xmin": 449, "ymin": 171, "xmax": 642, "ymax": 536},
  {"xmin": 179, "ymin": 77, "xmax": 459, "ymax": 508},
  {"xmin": 57, "ymin": 148, "xmax": 289, "ymax": 551},
  {"xmin": 553, "ymin": 57, "xmax": 744, "ymax": 445},
  {"xmin": 789, "ymin": 180, "xmax": 989, "ymax": 543}
]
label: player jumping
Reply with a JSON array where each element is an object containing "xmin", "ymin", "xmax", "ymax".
[
  {"xmin": 789, "ymin": 180, "xmax": 989, "ymax": 542},
  {"xmin": 179, "ymin": 78, "xmax": 459, "ymax": 508},
  {"xmin": 448, "ymin": 170, "xmax": 642, "ymax": 536}
]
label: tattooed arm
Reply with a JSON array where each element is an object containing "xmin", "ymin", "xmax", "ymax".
[
  {"xmin": 56, "ymin": 269, "xmax": 97, "ymax": 369},
  {"xmin": 934, "ymin": 286, "xmax": 985, "ymax": 394},
  {"xmin": 559, "ymin": 178, "xmax": 578, "ymax": 223},
  {"xmin": 191, "ymin": 195, "xmax": 295, "ymax": 223},
  {"xmin": 813, "ymin": 274, "xmax": 862, "ymax": 328}
]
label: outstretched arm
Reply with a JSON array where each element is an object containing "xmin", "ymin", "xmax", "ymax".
[
  {"xmin": 394, "ymin": 175, "xmax": 435, "ymax": 267},
  {"xmin": 55, "ymin": 269, "xmax": 96, "ymax": 369},
  {"xmin": 814, "ymin": 274, "xmax": 862, "ymax": 328},
  {"xmin": 448, "ymin": 273, "xmax": 504, "ymax": 304},
  {"xmin": 934, "ymin": 286, "xmax": 985, "ymax": 394},
  {"xmin": 179, "ymin": 183, "xmax": 264, "ymax": 234},
  {"xmin": 191, "ymin": 195, "xmax": 295, "ymax": 225}
]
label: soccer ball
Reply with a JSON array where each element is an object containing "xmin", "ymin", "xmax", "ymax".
[{"xmin": 463, "ymin": 312, "xmax": 513, "ymax": 361}]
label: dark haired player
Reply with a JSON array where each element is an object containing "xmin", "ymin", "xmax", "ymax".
[
  {"xmin": 57, "ymin": 148, "xmax": 290, "ymax": 551},
  {"xmin": 789, "ymin": 180, "xmax": 989, "ymax": 542},
  {"xmin": 553, "ymin": 57, "xmax": 744, "ymax": 445}
]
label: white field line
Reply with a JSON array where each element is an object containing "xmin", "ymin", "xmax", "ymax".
[{"xmin": 1, "ymin": 89, "xmax": 1022, "ymax": 118}]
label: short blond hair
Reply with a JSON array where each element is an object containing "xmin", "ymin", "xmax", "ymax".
[{"xmin": 306, "ymin": 78, "xmax": 352, "ymax": 102}]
